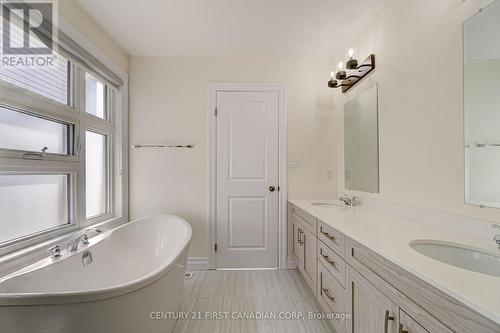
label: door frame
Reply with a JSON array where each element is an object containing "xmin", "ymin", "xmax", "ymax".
[{"xmin": 208, "ymin": 82, "xmax": 287, "ymax": 270}]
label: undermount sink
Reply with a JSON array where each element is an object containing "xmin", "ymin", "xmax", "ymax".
[
  {"xmin": 310, "ymin": 202, "xmax": 339, "ymax": 207},
  {"xmin": 410, "ymin": 240, "xmax": 500, "ymax": 277}
]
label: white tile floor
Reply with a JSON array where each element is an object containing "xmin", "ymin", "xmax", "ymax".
[{"xmin": 173, "ymin": 269, "xmax": 333, "ymax": 333}]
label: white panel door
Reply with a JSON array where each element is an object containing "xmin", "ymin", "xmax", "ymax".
[{"xmin": 216, "ymin": 91, "xmax": 279, "ymax": 268}]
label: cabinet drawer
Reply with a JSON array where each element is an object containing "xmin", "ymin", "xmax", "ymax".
[
  {"xmin": 318, "ymin": 240, "xmax": 346, "ymax": 288},
  {"xmin": 291, "ymin": 205, "xmax": 316, "ymax": 233},
  {"xmin": 318, "ymin": 221, "xmax": 346, "ymax": 259},
  {"xmin": 317, "ymin": 262, "xmax": 346, "ymax": 333}
]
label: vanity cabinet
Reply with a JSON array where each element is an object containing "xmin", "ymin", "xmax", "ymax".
[
  {"xmin": 301, "ymin": 227, "xmax": 317, "ymax": 291},
  {"xmin": 346, "ymin": 266, "xmax": 399, "ymax": 333},
  {"xmin": 291, "ymin": 207, "xmax": 317, "ymax": 293},
  {"xmin": 288, "ymin": 202, "xmax": 500, "ymax": 333},
  {"xmin": 292, "ymin": 222, "xmax": 304, "ymax": 268},
  {"xmin": 399, "ymin": 310, "xmax": 429, "ymax": 333}
]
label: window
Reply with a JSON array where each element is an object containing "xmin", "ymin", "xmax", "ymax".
[
  {"xmin": 85, "ymin": 131, "xmax": 107, "ymax": 218},
  {"xmin": 85, "ymin": 73, "xmax": 107, "ymax": 119},
  {"xmin": 0, "ymin": 53, "xmax": 123, "ymax": 250},
  {"xmin": 0, "ymin": 174, "xmax": 71, "ymax": 244},
  {"xmin": 0, "ymin": 19, "xmax": 70, "ymax": 105},
  {"xmin": 0, "ymin": 107, "xmax": 73, "ymax": 155}
]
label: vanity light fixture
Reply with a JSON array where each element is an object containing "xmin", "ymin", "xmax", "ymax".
[{"xmin": 328, "ymin": 52, "xmax": 376, "ymax": 93}]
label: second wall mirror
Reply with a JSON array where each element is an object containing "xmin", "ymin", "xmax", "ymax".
[{"xmin": 344, "ymin": 84, "xmax": 380, "ymax": 193}]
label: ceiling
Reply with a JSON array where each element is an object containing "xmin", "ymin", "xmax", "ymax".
[{"xmin": 76, "ymin": 0, "xmax": 384, "ymax": 58}]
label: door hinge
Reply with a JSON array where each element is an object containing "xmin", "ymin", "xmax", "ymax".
[
  {"xmin": 278, "ymin": 186, "xmax": 281, "ymax": 191},
  {"xmin": 214, "ymin": 243, "xmax": 218, "ymax": 252},
  {"xmin": 214, "ymin": 108, "xmax": 218, "ymax": 116}
]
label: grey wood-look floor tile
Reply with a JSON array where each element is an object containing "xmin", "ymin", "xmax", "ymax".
[
  {"xmin": 274, "ymin": 270, "xmax": 314, "ymax": 297},
  {"xmin": 176, "ymin": 270, "xmax": 332, "ymax": 333},
  {"xmin": 230, "ymin": 297, "xmax": 273, "ymax": 333},
  {"xmin": 294, "ymin": 297, "xmax": 334, "ymax": 332},
  {"xmin": 173, "ymin": 298, "xmax": 232, "ymax": 333},
  {"xmin": 233, "ymin": 269, "xmax": 312, "ymax": 298},
  {"xmin": 265, "ymin": 296, "xmax": 304, "ymax": 333},
  {"xmin": 183, "ymin": 270, "xmax": 234, "ymax": 298}
]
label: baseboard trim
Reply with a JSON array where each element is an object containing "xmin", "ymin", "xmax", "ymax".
[
  {"xmin": 187, "ymin": 256, "xmax": 297, "ymax": 270},
  {"xmin": 287, "ymin": 256, "xmax": 297, "ymax": 269},
  {"xmin": 186, "ymin": 257, "xmax": 210, "ymax": 270}
]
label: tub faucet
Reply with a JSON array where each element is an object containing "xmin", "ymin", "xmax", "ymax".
[
  {"xmin": 494, "ymin": 235, "xmax": 500, "ymax": 250},
  {"xmin": 493, "ymin": 225, "xmax": 500, "ymax": 249},
  {"xmin": 67, "ymin": 228, "xmax": 102, "ymax": 252}
]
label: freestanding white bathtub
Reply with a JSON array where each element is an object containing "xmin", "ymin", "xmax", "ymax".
[{"xmin": 0, "ymin": 215, "xmax": 192, "ymax": 333}]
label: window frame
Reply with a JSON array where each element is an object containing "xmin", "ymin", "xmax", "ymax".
[
  {"xmin": 84, "ymin": 128, "xmax": 112, "ymax": 224},
  {"xmin": 0, "ymin": 102, "xmax": 79, "ymax": 161},
  {"xmin": 0, "ymin": 55, "xmax": 125, "ymax": 254},
  {"xmin": 0, "ymin": 168, "xmax": 78, "ymax": 248}
]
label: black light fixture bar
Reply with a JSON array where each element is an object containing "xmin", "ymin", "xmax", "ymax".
[{"xmin": 328, "ymin": 54, "xmax": 375, "ymax": 93}]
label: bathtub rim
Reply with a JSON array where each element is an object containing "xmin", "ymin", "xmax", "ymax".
[{"xmin": 0, "ymin": 214, "xmax": 192, "ymax": 306}]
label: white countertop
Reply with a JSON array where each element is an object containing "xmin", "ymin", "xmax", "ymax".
[{"xmin": 289, "ymin": 199, "xmax": 500, "ymax": 325}]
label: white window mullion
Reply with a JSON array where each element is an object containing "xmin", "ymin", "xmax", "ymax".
[{"xmin": 75, "ymin": 66, "xmax": 86, "ymax": 231}]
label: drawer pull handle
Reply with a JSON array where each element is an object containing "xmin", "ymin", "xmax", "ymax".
[
  {"xmin": 399, "ymin": 324, "xmax": 408, "ymax": 333},
  {"xmin": 320, "ymin": 227, "xmax": 336, "ymax": 242},
  {"xmin": 322, "ymin": 288, "xmax": 336, "ymax": 303},
  {"xmin": 298, "ymin": 229, "xmax": 305, "ymax": 245},
  {"xmin": 384, "ymin": 310, "xmax": 395, "ymax": 333},
  {"xmin": 320, "ymin": 249, "xmax": 336, "ymax": 267}
]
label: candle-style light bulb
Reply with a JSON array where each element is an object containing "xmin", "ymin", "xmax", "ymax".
[
  {"xmin": 330, "ymin": 71, "xmax": 335, "ymax": 79},
  {"xmin": 348, "ymin": 48, "xmax": 355, "ymax": 59},
  {"xmin": 337, "ymin": 61, "xmax": 344, "ymax": 71}
]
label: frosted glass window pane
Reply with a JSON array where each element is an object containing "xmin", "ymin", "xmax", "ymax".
[
  {"xmin": 0, "ymin": 107, "xmax": 71, "ymax": 155},
  {"xmin": 85, "ymin": 73, "xmax": 106, "ymax": 119},
  {"xmin": 86, "ymin": 131, "xmax": 107, "ymax": 218},
  {"xmin": 0, "ymin": 175, "xmax": 70, "ymax": 244},
  {"xmin": 0, "ymin": 22, "xmax": 69, "ymax": 105}
]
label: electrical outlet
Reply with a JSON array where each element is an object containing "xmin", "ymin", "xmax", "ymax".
[
  {"xmin": 288, "ymin": 159, "xmax": 301, "ymax": 168},
  {"xmin": 325, "ymin": 169, "xmax": 334, "ymax": 181}
]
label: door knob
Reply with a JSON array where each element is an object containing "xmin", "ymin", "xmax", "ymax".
[{"xmin": 269, "ymin": 186, "xmax": 276, "ymax": 192}]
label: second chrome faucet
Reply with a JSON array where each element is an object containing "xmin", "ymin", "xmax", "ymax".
[{"xmin": 339, "ymin": 194, "xmax": 358, "ymax": 206}]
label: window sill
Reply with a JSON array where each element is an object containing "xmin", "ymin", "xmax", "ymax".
[{"xmin": 0, "ymin": 216, "xmax": 126, "ymax": 279}]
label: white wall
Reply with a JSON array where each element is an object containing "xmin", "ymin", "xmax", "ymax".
[
  {"xmin": 129, "ymin": 57, "xmax": 337, "ymax": 257},
  {"xmin": 59, "ymin": 0, "xmax": 128, "ymax": 71},
  {"xmin": 336, "ymin": 0, "xmax": 500, "ymax": 224}
]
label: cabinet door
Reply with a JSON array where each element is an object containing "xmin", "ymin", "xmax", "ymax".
[
  {"xmin": 346, "ymin": 267, "xmax": 399, "ymax": 333},
  {"xmin": 293, "ymin": 222, "xmax": 304, "ymax": 268},
  {"xmin": 301, "ymin": 227, "xmax": 317, "ymax": 292},
  {"xmin": 399, "ymin": 310, "xmax": 429, "ymax": 333}
]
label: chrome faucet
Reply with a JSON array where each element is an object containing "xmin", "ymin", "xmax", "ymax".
[
  {"xmin": 48, "ymin": 245, "xmax": 62, "ymax": 259},
  {"xmin": 67, "ymin": 228, "xmax": 102, "ymax": 252},
  {"xmin": 494, "ymin": 235, "xmax": 500, "ymax": 250},
  {"xmin": 339, "ymin": 194, "xmax": 358, "ymax": 206},
  {"xmin": 493, "ymin": 224, "xmax": 500, "ymax": 249}
]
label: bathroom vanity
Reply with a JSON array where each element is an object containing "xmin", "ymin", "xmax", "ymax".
[{"xmin": 289, "ymin": 200, "xmax": 500, "ymax": 333}]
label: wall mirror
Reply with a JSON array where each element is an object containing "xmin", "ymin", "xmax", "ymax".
[
  {"xmin": 344, "ymin": 84, "xmax": 379, "ymax": 193},
  {"xmin": 464, "ymin": 0, "xmax": 500, "ymax": 208}
]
